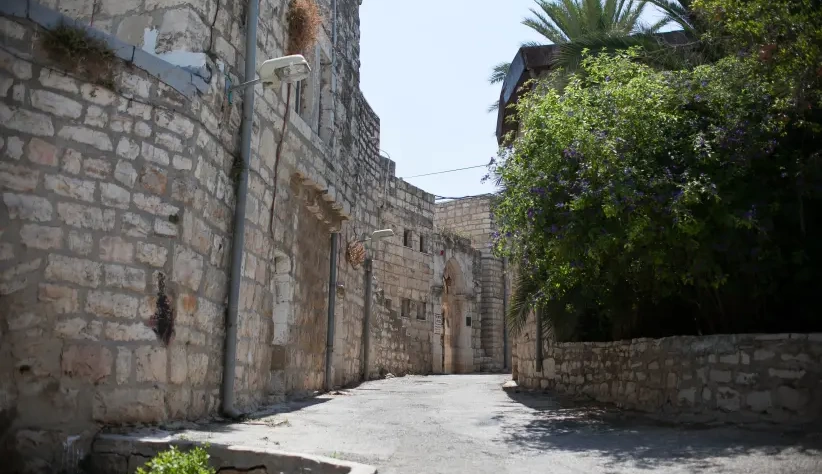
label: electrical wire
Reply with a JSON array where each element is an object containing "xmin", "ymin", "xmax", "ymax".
[{"xmin": 400, "ymin": 164, "xmax": 488, "ymax": 179}]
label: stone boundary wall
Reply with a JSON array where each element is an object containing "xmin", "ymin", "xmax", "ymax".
[{"xmin": 513, "ymin": 315, "xmax": 822, "ymax": 424}]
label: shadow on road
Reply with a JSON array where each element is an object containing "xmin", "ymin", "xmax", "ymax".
[{"xmin": 502, "ymin": 389, "xmax": 822, "ymax": 472}]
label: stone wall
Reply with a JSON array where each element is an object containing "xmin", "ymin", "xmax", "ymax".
[
  {"xmin": 513, "ymin": 314, "xmax": 822, "ymax": 423},
  {"xmin": 435, "ymin": 195, "xmax": 506, "ymax": 371},
  {"xmin": 0, "ymin": 0, "xmax": 509, "ymax": 469}
]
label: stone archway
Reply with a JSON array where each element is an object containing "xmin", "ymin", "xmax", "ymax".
[{"xmin": 441, "ymin": 258, "xmax": 473, "ymax": 374}]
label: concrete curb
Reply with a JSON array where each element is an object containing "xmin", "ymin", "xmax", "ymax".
[{"xmin": 92, "ymin": 433, "xmax": 378, "ymax": 474}]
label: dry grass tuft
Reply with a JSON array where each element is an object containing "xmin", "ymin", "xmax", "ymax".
[
  {"xmin": 287, "ymin": 0, "xmax": 322, "ymax": 55},
  {"xmin": 40, "ymin": 24, "xmax": 116, "ymax": 89}
]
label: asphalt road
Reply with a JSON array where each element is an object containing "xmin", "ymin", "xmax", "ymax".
[{"xmin": 177, "ymin": 374, "xmax": 822, "ymax": 473}]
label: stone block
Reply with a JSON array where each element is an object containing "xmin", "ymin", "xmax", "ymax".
[
  {"xmin": 154, "ymin": 110, "xmax": 195, "ymax": 139},
  {"xmin": 116, "ymin": 348, "xmax": 132, "ymax": 384},
  {"xmin": 5, "ymin": 136, "xmax": 24, "ymax": 159},
  {"xmin": 62, "ymin": 149, "xmax": 82, "ymax": 174},
  {"xmin": 68, "ymin": 230, "xmax": 93, "ymax": 255},
  {"xmin": 169, "ymin": 346, "xmax": 188, "ymax": 384},
  {"xmin": 122, "ymin": 212, "xmax": 152, "ymax": 237},
  {"xmin": 140, "ymin": 164, "xmax": 168, "ymax": 194},
  {"xmin": 187, "ymin": 353, "xmax": 208, "ymax": 386},
  {"xmin": 93, "ymin": 388, "xmax": 166, "ymax": 423},
  {"xmin": 85, "ymin": 105, "xmax": 109, "ymax": 128},
  {"xmin": 55, "ymin": 317, "xmax": 102, "ymax": 341},
  {"xmin": 135, "ymin": 346, "xmax": 167, "ymax": 383},
  {"xmin": 58, "ymin": 126, "xmax": 113, "ymax": 151},
  {"xmin": 57, "ymin": 202, "xmax": 116, "ymax": 230},
  {"xmin": 775, "ymin": 386, "xmax": 808, "ymax": 412},
  {"xmin": 105, "ymin": 322, "xmax": 156, "ymax": 341},
  {"xmin": 141, "ymin": 142, "xmax": 170, "ymax": 166},
  {"xmin": 135, "ymin": 121, "xmax": 152, "ymax": 137},
  {"xmin": 86, "ymin": 291, "xmax": 139, "ymax": 319},
  {"xmin": 677, "ymin": 387, "xmax": 696, "ymax": 405},
  {"xmin": 134, "ymin": 193, "xmax": 178, "ymax": 216},
  {"xmin": 768, "ymin": 368, "xmax": 806, "ymax": 380},
  {"xmin": 710, "ymin": 370, "xmax": 731, "ymax": 383},
  {"xmin": 45, "ymin": 174, "xmax": 95, "ymax": 202},
  {"xmin": 116, "ymin": 137, "xmax": 141, "ymax": 160},
  {"xmin": 154, "ymin": 218, "xmax": 178, "ymax": 237},
  {"xmin": 27, "ymin": 137, "xmax": 60, "ymax": 166},
  {"xmin": 716, "ymin": 387, "xmax": 741, "ymax": 412},
  {"xmin": 45, "ymin": 254, "xmax": 101, "ymax": 287},
  {"xmin": 30, "ymin": 90, "xmax": 83, "ymax": 119},
  {"xmin": 61, "ymin": 344, "xmax": 112, "ymax": 383},
  {"xmin": 81, "ymin": 83, "xmax": 117, "ymax": 105},
  {"xmin": 173, "ymin": 245, "xmax": 204, "ymax": 290},
  {"xmin": 39, "ymin": 69, "xmax": 79, "ymax": 93},
  {"xmin": 101, "ymin": 182, "xmax": 131, "ymax": 209},
  {"xmin": 136, "ymin": 242, "xmax": 169, "ymax": 267},
  {"xmin": 100, "ymin": 236, "xmax": 134, "ymax": 263},
  {"xmin": 104, "ymin": 264, "xmax": 146, "ymax": 292},
  {"xmin": 38, "ymin": 283, "xmax": 78, "ymax": 313},
  {"xmin": 754, "ymin": 349, "xmax": 774, "ymax": 361},
  {"xmin": 20, "ymin": 224, "xmax": 62, "ymax": 249},
  {"xmin": 83, "ymin": 158, "xmax": 111, "ymax": 179},
  {"xmin": 746, "ymin": 391, "xmax": 772, "ymax": 412},
  {"xmin": 3, "ymin": 192, "xmax": 53, "ymax": 221},
  {"xmin": 0, "ymin": 103, "xmax": 54, "ymax": 136},
  {"xmin": 735, "ymin": 372, "xmax": 757, "ymax": 385}
]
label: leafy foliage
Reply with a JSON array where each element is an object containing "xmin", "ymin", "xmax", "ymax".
[
  {"xmin": 136, "ymin": 446, "xmax": 215, "ymax": 474},
  {"xmin": 492, "ymin": 32, "xmax": 822, "ymax": 340}
]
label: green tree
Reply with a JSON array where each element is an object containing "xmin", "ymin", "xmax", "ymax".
[{"xmin": 492, "ymin": 40, "xmax": 822, "ymax": 341}]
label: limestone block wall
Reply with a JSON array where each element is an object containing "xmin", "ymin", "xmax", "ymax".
[
  {"xmin": 0, "ymin": 13, "xmax": 242, "ymax": 471},
  {"xmin": 435, "ymin": 195, "xmax": 506, "ymax": 371},
  {"xmin": 513, "ymin": 314, "xmax": 822, "ymax": 423}
]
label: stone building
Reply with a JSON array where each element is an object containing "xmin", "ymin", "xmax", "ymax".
[{"xmin": 0, "ymin": 0, "xmax": 508, "ymax": 470}]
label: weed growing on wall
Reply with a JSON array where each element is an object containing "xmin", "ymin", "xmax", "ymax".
[
  {"xmin": 287, "ymin": 0, "xmax": 322, "ymax": 55},
  {"xmin": 40, "ymin": 24, "xmax": 116, "ymax": 89}
]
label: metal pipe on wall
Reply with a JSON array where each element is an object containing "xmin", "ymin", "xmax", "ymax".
[
  {"xmin": 325, "ymin": 233, "xmax": 339, "ymax": 391},
  {"xmin": 502, "ymin": 258, "xmax": 510, "ymax": 371},
  {"xmin": 361, "ymin": 257, "xmax": 373, "ymax": 380},
  {"xmin": 222, "ymin": 0, "xmax": 259, "ymax": 419}
]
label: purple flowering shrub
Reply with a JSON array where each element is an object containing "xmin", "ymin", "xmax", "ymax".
[{"xmin": 491, "ymin": 46, "xmax": 822, "ymax": 341}]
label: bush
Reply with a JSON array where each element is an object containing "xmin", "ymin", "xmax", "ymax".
[
  {"xmin": 491, "ymin": 45, "xmax": 822, "ymax": 341},
  {"xmin": 136, "ymin": 446, "xmax": 215, "ymax": 474}
]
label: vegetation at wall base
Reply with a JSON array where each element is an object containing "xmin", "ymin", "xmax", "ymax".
[
  {"xmin": 491, "ymin": 0, "xmax": 822, "ymax": 342},
  {"xmin": 136, "ymin": 445, "xmax": 215, "ymax": 474}
]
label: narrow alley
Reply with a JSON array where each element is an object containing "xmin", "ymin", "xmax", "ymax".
[{"xmin": 144, "ymin": 375, "xmax": 821, "ymax": 473}]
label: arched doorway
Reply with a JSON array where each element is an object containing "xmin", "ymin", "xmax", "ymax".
[{"xmin": 441, "ymin": 258, "xmax": 473, "ymax": 374}]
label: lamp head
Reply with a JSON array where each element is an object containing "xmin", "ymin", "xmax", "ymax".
[
  {"xmin": 259, "ymin": 55, "xmax": 311, "ymax": 87},
  {"xmin": 370, "ymin": 229, "xmax": 395, "ymax": 241}
]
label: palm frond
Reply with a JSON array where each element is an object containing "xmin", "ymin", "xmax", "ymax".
[
  {"xmin": 507, "ymin": 269, "xmax": 542, "ymax": 337},
  {"xmin": 489, "ymin": 62, "xmax": 511, "ymax": 84}
]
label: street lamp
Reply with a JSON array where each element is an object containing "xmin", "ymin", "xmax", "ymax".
[{"xmin": 361, "ymin": 229, "xmax": 395, "ymax": 380}]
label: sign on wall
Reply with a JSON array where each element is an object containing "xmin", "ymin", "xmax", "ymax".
[{"xmin": 434, "ymin": 313, "xmax": 443, "ymax": 335}]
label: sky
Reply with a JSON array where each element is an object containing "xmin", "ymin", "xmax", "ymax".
[{"xmin": 359, "ymin": 1, "xmax": 665, "ymax": 200}]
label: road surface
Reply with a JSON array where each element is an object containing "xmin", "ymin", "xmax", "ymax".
[{"xmin": 175, "ymin": 374, "xmax": 822, "ymax": 473}]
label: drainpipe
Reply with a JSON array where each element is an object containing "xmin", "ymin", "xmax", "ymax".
[
  {"xmin": 361, "ymin": 256, "xmax": 373, "ymax": 380},
  {"xmin": 325, "ymin": 233, "xmax": 339, "ymax": 391},
  {"xmin": 502, "ymin": 258, "xmax": 509, "ymax": 371},
  {"xmin": 222, "ymin": 0, "xmax": 259, "ymax": 419}
]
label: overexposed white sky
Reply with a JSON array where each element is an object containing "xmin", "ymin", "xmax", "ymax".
[{"xmin": 360, "ymin": 1, "xmax": 666, "ymax": 199}]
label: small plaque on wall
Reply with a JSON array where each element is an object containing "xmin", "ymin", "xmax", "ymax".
[{"xmin": 434, "ymin": 314, "xmax": 443, "ymax": 334}]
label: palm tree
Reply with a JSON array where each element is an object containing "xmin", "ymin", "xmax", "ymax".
[{"xmin": 488, "ymin": 0, "xmax": 661, "ymax": 111}]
